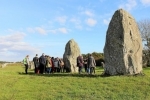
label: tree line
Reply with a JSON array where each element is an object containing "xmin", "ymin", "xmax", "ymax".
[
  {"xmin": 138, "ymin": 18, "xmax": 150, "ymax": 67},
  {"xmin": 82, "ymin": 52, "xmax": 104, "ymax": 66}
]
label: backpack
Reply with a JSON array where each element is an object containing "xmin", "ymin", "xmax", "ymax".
[{"xmin": 23, "ymin": 58, "xmax": 27, "ymax": 64}]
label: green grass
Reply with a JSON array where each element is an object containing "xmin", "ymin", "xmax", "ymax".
[{"xmin": 0, "ymin": 63, "xmax": 150, "ymax": 100}]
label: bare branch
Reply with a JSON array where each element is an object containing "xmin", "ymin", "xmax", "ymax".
[{"xmin": 137, "ymin": 19, "xmax": 150, "ymax": 41}]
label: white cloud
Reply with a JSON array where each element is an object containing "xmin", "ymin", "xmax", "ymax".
[
  {"xmin": 56, "ymin": 16, "xmax": 67, "ymax": 24},
  {"xmin": 27, "ymin": 26, "xmax": 68, "ymax": 34},
  {"xmin": 35, "ymin": 27, "xmax": 47, "ymax": 35},
  {"xmin": 84, "ymin": 10, "xmax": 94, "ymax": 17},
  {"xmin": 0, "ymin": 32, "xmax": 41, "ymax": 62},
  {"xmin": 75, "ymin": 25, "xmax": 83, "ymax": 30},
  {"xmin": 48, "ymin": 28, "xmax": 68, "ymax": 34},
  {"xmin": 27, "ymin": 28, "xmax": 35, "ymax": 33},
  {"xmin": 27, "ymin": 27, "xmax": 47, "ymax": 35},
  {"xmin": 80, "ymin": 10, "xmax": 94, "ymax": 17},
  {"xmin": 86, "ymin": 18, "xmax": 97, "ymax": 27},
  {"xmin": 48, "ymin": 29, "xmax": 57, "ymax": 34},
  {"xmin": 1, "ymin": 31, "xmax": 26, "ymax": 42},
  {"xmin": 58, "ymin": 28, "xmax": 68, "ymax": 34},
  {"xmin": 103, "ymin": 18, "xmax": 111, "ymax": 25},
  {"xmin": 70, "ymin": 18, "xmax": 83, "ymax": 30},
  {"xmin": 70, "ymin": 18, "xmax": 80, "ymax": 25},
  {"xmin": 119, "ymin": 0, "xmax": 137, "ymax": 11},
  {"xmin": 140, "ymin": 0, "xmax": 150, "ymax": 5}
]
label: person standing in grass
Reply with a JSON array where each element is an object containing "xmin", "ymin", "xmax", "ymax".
[
  {"xmin": 39, "ymin": 53, "xmax": 46, "ymax": 74},
  {"xmin": 88, "ymin": 54, "xmax": 96, "ymax": 75},
  {"xmin": 54, "ymin": 57, "xmax": 60, "ymax": 73},
  {"xmin": 46, "ymin": 56, "xmax": 52, "ymax": 74},
  {"xmin": 77, "ymin": 54, "xmax": 84, "ymax": 74},
  {"xmin": 84, "ymin": 57, "xmax": 88, "ymax": 73},
  {"xmin": 87, "ymin": 54, "xmax": 90, "ymax": 74},
  {"xmin": 51, "ymin": 57, "xmax": 55, "ymax": 73},
  {"xmin": 59, "ymin": 58, "xmax": 65, "ymax": 73},
  {"xmin": 23, "ymin": 55, "xmax": 30, "ymax": 74},
  {"xmin": 33, "ymin": 54, "xmax": 39, "ymax": 74}
]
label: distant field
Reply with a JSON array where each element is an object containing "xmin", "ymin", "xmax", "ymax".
[{"xmin": 0, "ymin": 63, "xmax": 150, "ymax": 100}]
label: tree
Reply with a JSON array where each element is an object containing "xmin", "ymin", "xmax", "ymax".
[
  {"xmin": 138, "ymin": 19, "xmax": 150, "ymax": 66},
  {"xmin": 137, "ymin": 19, "xmax": 150, "ymax": 49},
  {"xmin": 82, "ymin": 52, "xmax": 104, "ymax": 66}
]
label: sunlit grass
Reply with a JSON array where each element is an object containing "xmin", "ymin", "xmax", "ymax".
[{"xmin": 0, "ymin": 63, "xmax": 150, "ymax": 100}]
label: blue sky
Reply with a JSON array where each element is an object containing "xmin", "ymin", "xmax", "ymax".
[{"xmin": 0, "ymin": 0, "xmax": 150, "ymax": 62}]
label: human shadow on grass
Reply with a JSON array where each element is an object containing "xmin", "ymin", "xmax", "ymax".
[
  {"xmin": 18, "ymin": 71, "xmax": 144, "ymax": 78},
  {"xmin": 19, "ymin": 67, "xmax": 145, "ymax": 77},
  {"xmin": 18, "ymin": 71, "xmax": 107, "ymax": 78},
  {"xmin": 19, "ymin": 68, "xmax": 145, "ymax": 77}
]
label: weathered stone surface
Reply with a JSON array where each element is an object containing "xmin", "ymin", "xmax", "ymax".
[
  {"xmin": 104, "ymin": 9, "xmax": 143, "ymax": 75},
  {"xmin": 1, "ymin": 63, "xmax": 8, "ymax": 68},
  {"xmin": 1, "ymin": 63, "xmax": 15, "ymax": 68},
  {"xmin": 63, "ymin": 39, "xmax": 80, "ymax": 72},
  {"xmin": 29, "ymin": 61, "xmax": 34, "ymax": 69}
]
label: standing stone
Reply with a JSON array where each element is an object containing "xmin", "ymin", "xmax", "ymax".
[
  {"xmin": 104, "ymin": 9, "xmax": 143, "ymax": 75},
  {"xmin": 63, "ymin": 39, "xmax": 80, "ymax": 72},
  {"xmin": 1, "ymin": 63, "xmax": 8, "ymax": 68},
  {"xmin": 29, "ymin": 61, "xmax": 34, "ymax": 70}
]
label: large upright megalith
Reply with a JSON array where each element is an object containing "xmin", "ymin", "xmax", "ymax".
[
  {"xmin": 104, "ymin": 9, "xmax": 143, "ymax": 75},
  {"xmin": 63, "ymin": 39, "xmax": 80, "ymax": 72}
]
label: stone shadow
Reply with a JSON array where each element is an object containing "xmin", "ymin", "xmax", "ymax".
[
  {"xmin": 18, "ymin": 71, "xmax": 144, "ymax": 77},
  {"xmin": 17, "ymin": 71, "xmax": 107, "ymax": 78}
]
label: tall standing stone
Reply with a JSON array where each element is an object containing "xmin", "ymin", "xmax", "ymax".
[
  {"xmin": 63, "ymin": 39, "xmax": 80, "ymax": 72},
  {"xmin": 104, "ymin": 9, "xmax": 143, "ymax": 75}
]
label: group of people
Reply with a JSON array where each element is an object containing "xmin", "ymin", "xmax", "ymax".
[
  {"xmin": 23, "ymin": 53, "xmax": 64, "ymax": 74},
  {"xmin": 22, "ymin": 53, "xmax": 98, "ymax": 75},
  {"xmin": 77, "ymin": 54, "xmax": 96, "ymax": 74}
]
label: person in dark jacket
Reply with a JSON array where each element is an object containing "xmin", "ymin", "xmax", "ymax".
[
  {"xmin": 84, "ymin": 57, "xmax": 88, "ymax": 73},
  {"xmin": 39, "ymin": 53, "xmax": 46, "ymax": 74},
  {"xmin": 77, "ymin": 54, "xmax": 84, "ymax": 74},
  {"xmin": 51, "ymin": 57, "xmax": 55, "ymax": 73},
  {"xmin": 33, "ymin": 54, "xmax": 39, "ymax": 73}
]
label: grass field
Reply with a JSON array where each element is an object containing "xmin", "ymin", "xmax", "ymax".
[{"xmin": 0, "ymin": 63, "xmax": 150, "ymax": 100}]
